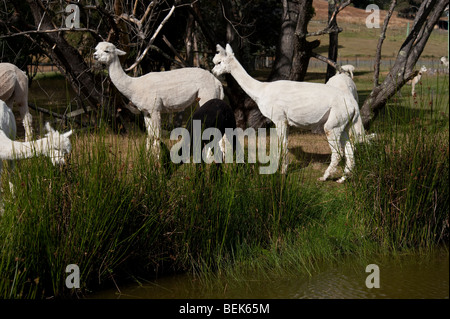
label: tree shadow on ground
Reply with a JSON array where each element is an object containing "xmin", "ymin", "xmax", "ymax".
[{"xmin": 288, "ymin": 145, "xmax": 330, "ymax": 169}]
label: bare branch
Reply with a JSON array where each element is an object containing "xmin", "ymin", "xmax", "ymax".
[
  {"xmin": 373, "ymin": 0, "xmax": 397, "ymax": 88},
  {"xmin": 132, "ymin": 0, "xmax": 140, "ymax": 16},
  {"xmin": 162, "ymin": 35, "xmax": 188, "ymax": 67},
  {"xmin": 28, "ymin": 103, "xmax": 85, "ymax": 126},
  {"xmin": 311, "ymin": 52, "xmax": 344, "ymax": 73},
  {"xmin": 0, "ymin": 27, "xmax": 102, "ymax": 40},
  {"xmin": 118, "ymin": 2, "xmax": 155, "ymax": 31},
  {"xmin": 147, "ymin": 43, "xmax": 186, "ymax": 68},
  {"xmin": 125, "ymin": 5, "xmax": 176, "ymax": 72},
  {"xmin": 119, "ymin": 13, "xmax": 141, "ymax": 26},
  {"xmin": 304, "ymin": 26, "xmax": 343, "ymax": 37},
  {"xmin": 328, "ymin": 0, "xmax": 352, "ymax": 27},
  {"xmin": 140, "ymin": 1, "xmax": 156, "ymax": 25}
]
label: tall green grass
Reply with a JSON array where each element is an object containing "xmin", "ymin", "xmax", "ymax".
[
  {"xmin": 0, "ymin": 130, "xmax": 162, "ymax": 298},
  {"xmin": 349, "ymin": 75, "xmax": 449, "ymax": 249},
  {"xmin": 0, "ymin": 128, "xmax": 361, "ymax": 298}
]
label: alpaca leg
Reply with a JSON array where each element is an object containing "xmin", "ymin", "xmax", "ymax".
[
  {"xmin": 336, "ymin": 130, "xmax": 354, "ymax": 184},
  {"xmin": 219, "ymin": 133, "xmax": 233, "ymax": 163},
  {"xmin": 7, "ymin": 160, "xmax": 15, "ymax": 195},
  {"xmin": 276, "ymin": 121, "xmax": 289, "ymax": 174},
  {"xmin": 219, "ymin": 135, "xmax": 226, "ymax": 162},
  {"xmin": 22, "ymin": 111, "xmax": 33, "ymax": 142},
  {"xmin": 205, "ymin": 146, "xmax": 215, "ymax": 162},
  {"xmin": 222, "ymin": 133, "xmax": 236, "ymax": 163},
  {"xmin": 319, "ymin": 128, "xmax": 343, "ymax": 182},
  {"xmin": 144, "ymin": 111, "xmax": 161, "ymax": 159},
  {"xmin": 15, "ymin": 76, "xmax": 33, "ymax": 141}
]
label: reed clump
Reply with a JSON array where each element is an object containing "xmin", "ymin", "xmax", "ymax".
[
  {"xmin": 349, "ymin": 80, "xmax": 449, "ymax": 249},
  {"xmin": 0, "ymin": 129, "xmax": 354, "ymax": 298},
  {"xmin": 0, "ymin": 130, "xmax": 163, "ymax": 298}
]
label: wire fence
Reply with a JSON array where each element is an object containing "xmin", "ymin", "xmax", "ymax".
[
  {"xmin": 31, "ymin": 55, "xmax": 449, "ymax": 77},
  {"xmin": 253, "ymin": 55, "xmax": 449, "ymax": 74}
]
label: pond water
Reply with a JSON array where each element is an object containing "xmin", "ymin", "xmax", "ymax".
[{"xmin": 91, "ymin": 248, "xmax": 448, "ymax": 299}]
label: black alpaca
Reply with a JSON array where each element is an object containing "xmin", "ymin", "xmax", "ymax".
[
  {"xmin": 184, "ymin": 98, "xmax": 237, "ymax": 162},
  {"xmin": 161, "ymin": 99, "xmax": 238, "ymax": 177}
]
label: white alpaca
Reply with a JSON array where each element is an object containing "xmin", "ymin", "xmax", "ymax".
[
  {"xmin": 0, "ymin": 63, "xmax": 34, "ymax": 141},
  {"xmin": 326, "ymin": 73, "xmax": 359, "ymax": 104},
  {"xmin": 212, "ymin": 44, "xmax": 366, "ymax": 182},
  {"xmin": 93, "ymin": 42, "xmax": 224, "ymax": 157},
  {"xmin": 0, "ymin": 100, "xmax": 73, "ymax": 176},
  {"xmin": 338, "ymin": 64, "xmax": 355, "ymax": 79},
  {"xmin": 326, "ymin": 74, "xmax": 377, "ymax": 143},
  {"xmin": 440, "ymin": 56, "xmax": 449, "ymax": 68},
  {"xmin": 410, "ymin": 65, "xmax": 427, "ymax": 96}
]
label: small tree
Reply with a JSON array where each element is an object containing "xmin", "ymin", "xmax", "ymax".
[{"xmin": 361, "ymin": 0, "xmax": 449, "ymax": 128}]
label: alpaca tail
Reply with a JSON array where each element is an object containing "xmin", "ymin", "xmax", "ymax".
[{"xmin": 350, "ymin": 108, "xmax": 377, "ymax": 144}]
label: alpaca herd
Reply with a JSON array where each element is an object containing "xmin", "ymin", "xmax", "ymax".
[{"xmin": 2, "ymin": 40, "xmax": 445, "ymax": 188}]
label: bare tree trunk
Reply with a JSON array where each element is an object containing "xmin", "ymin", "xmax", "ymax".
[
  {"xmin": 326, "ymin": 0, "xmax": 338, "ymax": 82},
  {"xmin": 191, "ymin": 0, "xmax": 319, "ymax": 128},
  {"xmin": 268, "ymin": 0, "xmax": 298, "ymax": 81},
  {"xmin": 373, "ymin": 0, "xmax": 397, "ymax": 88},
  {"xmin": 361, "ymin": 0, "xmax": 449, "ymax": 128},
  {"xmin": 219, "ymin": 0, "xmax": 270, "ymax": 129},
  {"xmin": 289, "ymin": 0, "xmax": 318, "ymax": 81}
]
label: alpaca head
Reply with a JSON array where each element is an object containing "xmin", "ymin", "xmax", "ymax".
[
  {"xmin": 44, "ymin": 123, "xmax": 73, "ymax": 165},
  {"xmin": 419, "ymin": 65, "xmax": 427, "ymax": 73},
  {"xmin": 93, "ymin": 42, "xmax": 126, "ymax": 66},
  {"xmin": 212, "ymin": 44, "xmax": 235, "ymax": 76}
]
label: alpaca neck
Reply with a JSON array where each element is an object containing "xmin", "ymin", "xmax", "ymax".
[
  {"xmin": 2, "ymin": 137, "xmax": 51, "ymax": 160},
  {"xmin": 108, "ymin": 58, "xmax": 134, "ymax": 98},
  {"xmin": 229, "ymin": 57, "xmax": 264, "ymax": 103}
]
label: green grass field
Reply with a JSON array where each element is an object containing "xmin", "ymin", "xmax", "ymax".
[{"xmin": 310, "ymin": 23, "xmax": 448, "ymax": 59}]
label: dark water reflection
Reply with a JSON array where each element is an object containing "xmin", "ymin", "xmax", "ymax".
[{"xmin": 92, "ymin": 248, "xmax": 448, "ymax": 299}]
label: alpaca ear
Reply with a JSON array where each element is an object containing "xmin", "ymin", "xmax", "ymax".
[
  {"xmin": 115, "ymin": 48, "xmax": 126, "ymax": 56},
  {"xmin": 63, "ymin": 130, "xmax": 73, "ymax": 138},
  {"xmin": 225, "ymin": 44, "xmax": 234, "ymax": 55},
  {"xmin": 45, "ymin": 122, "xmax": 55, "ymax": 133},
  {"xmin": 216, "ymin": 44, "xmax": 225, "ymax": 54}
]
